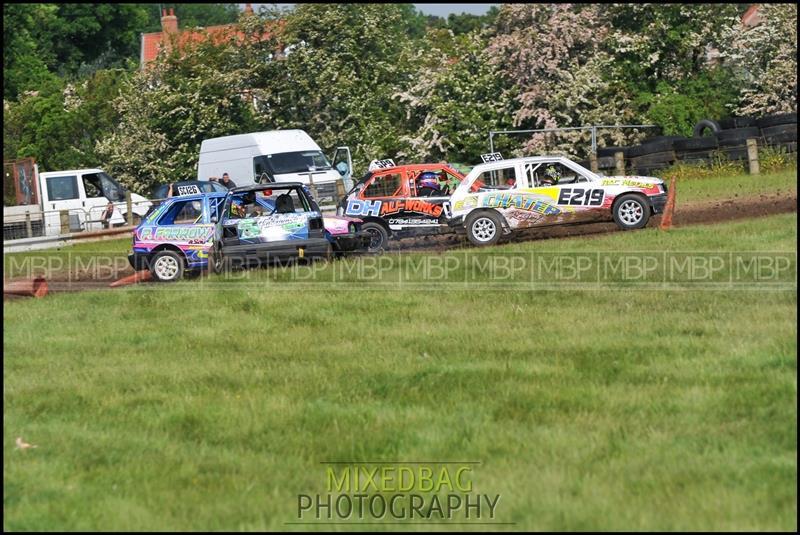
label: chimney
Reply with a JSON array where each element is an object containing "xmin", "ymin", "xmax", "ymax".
[
  {"xmin": 244, "ymin": 4, "xmax": 254, "ymax": 15},
  {"xmin": 161, "ymin": 7, "xmax": 178, "ymax": 34}
]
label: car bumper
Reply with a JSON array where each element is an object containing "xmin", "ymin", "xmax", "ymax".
[
  {"xmin": 331, "ymin": 231, "xmax": 371, "ymax": 252},
  {"xmin": 650, "ymin": 193, "xmax": 668, "ymax": 214},
  {"xmin": 220, "ymin": 238, "xmax": 331, "ymax": 262},
  {"xmin": 128, "ymin": 252, "xmax": 149, "ymax": 271}
]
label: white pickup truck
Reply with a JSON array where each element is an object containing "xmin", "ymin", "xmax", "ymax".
[{"xmin": 3, "ymin": 160, "xmax": 151, "ymax": 240}]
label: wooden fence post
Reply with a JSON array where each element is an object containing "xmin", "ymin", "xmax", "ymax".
[
  {"xmin": 746, "ymin": 138, "xmax": 760, "ymax": 175},
  {"xmin": 25, "ymin": 210, "xmax": 33, "ymax": 238},
  {"xmin": 614, "ymin": 152, "xmax": 626, "ymax": 176},
  {"xmin": 589, "ymin": 151, "xmax": 598, "ymax": 173},
  {"xmin": 126, "ymin": 191, "xmax": 133, "ymax": 226},
  {"xmin": 59, "ymin": 210, "xmax": 70, "ymax": 235}
]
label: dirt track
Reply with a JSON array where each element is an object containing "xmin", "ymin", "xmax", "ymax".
[{"xmin": 5, "ymin": 192, "xmax": 797, "ymax": 297}]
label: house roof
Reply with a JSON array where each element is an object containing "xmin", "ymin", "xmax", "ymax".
[{"xmin": 140, "ymin": 5, "xmax": 280, "ymax": 68}]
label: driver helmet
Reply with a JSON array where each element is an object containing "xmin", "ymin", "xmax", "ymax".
[
  {"xmin": 417, "ymin": 172, "xmax": 441, "ymax": 192},
  {"xmin": 543, "ymin": 165, "xmax": 561, "ymax": 185},
  {"xmin": 230, "ymin": 197, "xmax": 246, "ymax": 217}
]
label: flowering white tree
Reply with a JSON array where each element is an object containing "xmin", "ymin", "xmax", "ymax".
[
  {"xmin": 393, "ymin": 30, "xmax": 516, "ymax": 163},
  {"xmin": 724, "ymin": 4, "xmax": 797, "ymax": 115},
  {"xmin": 486, "ymin": 4, "xmax": 639, "ymax": 156}
]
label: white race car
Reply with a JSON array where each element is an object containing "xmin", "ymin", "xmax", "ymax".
[{"xmin": 446, "ymin": 156, "xmax": 668, "ymax": 246}]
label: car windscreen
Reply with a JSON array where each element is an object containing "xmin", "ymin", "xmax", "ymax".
[
  {"xmin": 257, "ymin": 151, "xmax": 332, "ymax": 175},
  {"xmin": 224, "ymin": 187, "xmax": 312, "ymax": 220}
]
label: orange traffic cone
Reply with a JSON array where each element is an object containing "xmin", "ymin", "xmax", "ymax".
[
  {"xmin": 109, "ymin": 270, "xmax": 153, "ymax": 288},
  {"xmin": 660, "ymin": 176, "xmax": 677, "ymax": 230},
  {"xmin": 4, "ymin": 277, "xmax": 48, "ymax": 298}
]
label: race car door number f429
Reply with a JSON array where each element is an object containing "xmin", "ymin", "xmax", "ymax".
[{"xmin": 557, "ymin": 188, "xmax": 604, "ymax": 206}]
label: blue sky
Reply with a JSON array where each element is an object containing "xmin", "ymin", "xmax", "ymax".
[{"xmin": 253, "ymin": 4, "xmax": 498, "ymax": 17}]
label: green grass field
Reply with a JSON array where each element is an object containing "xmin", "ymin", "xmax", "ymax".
[{"xmin": 4, "ymin": 210, "xmax": 797, "ymax": 531}]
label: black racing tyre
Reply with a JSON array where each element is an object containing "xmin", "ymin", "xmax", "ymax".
[
  {"xmin": 719, "ymin": 116, "xmax": 757, "ymax": 129},
  {"xmin": 761, "ymin": 123, "xmax": 797, "ymax": 143},
  {"xmin": 612, "ymin": 194, "xmax": 650, "ymax": 230},
  {"xmin": 629, "ymin": 138, "xmax": 680, "ymax": 158},
  {"xmin": 693, "ymin": 119, "xmax": 722, "ymax": 138},
  {"xmin": 597, "ymin": 146, "xmax": 630, "ymax": 158},
  {"xmin": 716, "ymin": 127, "xmax": 761, "ymax": 145},
  {"xmin": 632, "ymin": 151, "xmax": 676, "ymax": 166},
  {"xmin": 209, "ymin": 245, "xmax": 227, "ymax": 274},
  {"xmin": 674, "ymin": 136, "xmax": 718, "ymax": 151},
  {"xmin": 465, "ymin": 211, "xmax": 504, "ymax": 246},
  {"xmin": 361, "ymin": 222, "xmax": 389, "ymax": 252},
  {"xmin": 149, "ymin": 250, "xmax": 184, "ymax": 282},
  {"xmin": 756, "ymin": 113, "xmax": 797, "ymax": 129}
]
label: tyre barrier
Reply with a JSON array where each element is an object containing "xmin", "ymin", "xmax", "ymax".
[
  {"xmin": 719, "ymin": 116, "xmax": 757, "ymax": 129},
  {"xmin": 596, "ymin": 146, "xmax": 630, "ymax": 158},
  {"xmin": 674, "ymin": 136, "xmax": 718, "ymax": 151},
  {"xmin": 716, "ymin": 127, "xmax": 762, "ymax": 146},
  {"xmin": 756, "ymin": 112, "xmax": 797, "ymax": 129},
  {"xmin": 602, "ymin": 114, "xmax": 795, "ymax": 176},
  {"xmin": 761, "ymin": 123, "xmax": 797, "ymax": 144}
]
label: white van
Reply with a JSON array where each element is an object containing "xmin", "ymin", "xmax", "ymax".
[
  {"xmin": 197, "ymin": 130, "xmax": 353, "ymax": 208},
  {"xmin": 4, "ymin": 164, "xmax": 151, "ymax": 239}
]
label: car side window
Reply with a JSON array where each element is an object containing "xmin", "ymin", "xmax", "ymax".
[
  {"xmin": 157, "ymin": 200, "xmax": 203, "ymax": 225},
  {"xmin": 363, "ymin": 172, "xmax": 402, "ymax": 198},
  {"xmin": 527, "ymin": 162, "xmax": 583, "ymax": 187},
  {"xmin": 471, "ymin": 166, "xmax": 516, "ymax": 192}
]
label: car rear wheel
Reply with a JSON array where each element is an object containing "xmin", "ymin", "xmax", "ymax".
[
  {"xmin": 150, "ymin": 250, "xmax": 184, "ymax": 282},
  {"xmin": 361, "ymin": 222, "xmax": 388, "ymax": 252},
  {"xmin": 466, "ymin": 211, "xmax": 503, "ymax": 246},
  {"xmin": 613, "ymin": 194, "xmax": 650, "ymax": 230}
]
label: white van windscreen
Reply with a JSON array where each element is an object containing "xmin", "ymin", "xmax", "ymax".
[{"xmin": 260, "ymin": 151, "xmax": 332, "ymax": 175}]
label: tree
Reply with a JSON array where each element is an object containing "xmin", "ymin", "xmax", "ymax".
[
  {"xmin": 394, "ymin": 29, "xmax": 516, "ymax": 163},
  {"xmin": 4, "ymin": 69, "xmax": 129, "ymax": 172},
  {"xmin": 96, "ymin": 17, "xmax": 269, "ymax": 191},
  {"xmin": 3, "ymin": 4, "xmax": 60, "ymax": 99},
  {"xmin": 486, "ymin": 4, "xmax": 634, "ymax": 156},
  {"xmin": 724, "ymin": 4, "xmax": 798, "ymax": 115},
  {"xmin": 253, "ymin": 4, "xmax": 421, "ymax": 171}
]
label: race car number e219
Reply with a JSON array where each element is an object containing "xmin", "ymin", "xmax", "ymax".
[{"xmin": 557, "ymin": 188, "xmax": 604, "ymax": 206}]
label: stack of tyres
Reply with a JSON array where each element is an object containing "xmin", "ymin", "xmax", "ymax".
[
  {"xmin": 715, "ymin": 125, "xmax": 761, "ymax": 161},
  {"xmin": 718, "ymin": 116, "xmax": 758, "ymax": 130},
  {"xmin": 673, "ymin": 136, "xmax": 719, "ymax": 166},
  {"xmin": 628, "ymin": 136, "xmax": 683, "ymax": 176},
  {"xmin": 757, "ymin": 113, "xmax": 797, "ymax": 152},
  {"xmin": 596, "ymin": 146, "xmax": 630, "ymax": 174}
]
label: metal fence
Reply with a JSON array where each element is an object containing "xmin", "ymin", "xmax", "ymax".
[{"xmin": 488, "ymin": 124, "xmax": 661, "ymax": 156}]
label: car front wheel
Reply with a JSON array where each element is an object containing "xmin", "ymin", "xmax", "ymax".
[
  {"xmin": 150, "ymin": 250, "xmax": 184, "ymax": 282},
  {"xmin": 613, "ymin": 194, "xmax": 650, "ymax": 230},
  {"xmin": 466, "ymin": 211, "xmax": 503, "ymax": 246}
]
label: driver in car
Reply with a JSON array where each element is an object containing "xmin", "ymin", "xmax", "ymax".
[
  {"xmin": 242, "ymin": 191, "xmax": 266, "ymax": 218},
  {"xmin": 541, "ymin": 165, "xmax": 561, "ymax": 186}
]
